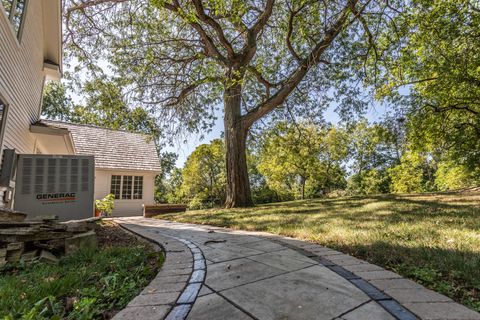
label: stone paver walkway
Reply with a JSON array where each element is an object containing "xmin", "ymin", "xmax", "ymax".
[{"xmin": 112, "ymin": 217, "xmax": 480, "ymax": 320}]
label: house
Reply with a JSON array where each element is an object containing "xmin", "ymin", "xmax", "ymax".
[
  {"xmin": 0, "ymin": 0, "xmax": 62, "ymax": 156},
  {"xmin": 31, "ymin": 120, "xmax": 161, "ymax": 216},
  {"xmin": 0, "ymin": 0, "xmax": 161, "ymax": 218},
  {"xmin": 0, "ymin": 0, "xmax": 62, "ymax": 205}
]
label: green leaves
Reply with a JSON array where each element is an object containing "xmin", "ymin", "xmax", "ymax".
[
  {"xmin": 257, "ymin": 121, "xmax": 348, "ymax": 199},
  {"xmin": 179, "ymin": 139, "xmax": 227, "ymax": 208},
  {"xmin": 42, "ymin": 79, "xmax": 162, "ymax": 142}
]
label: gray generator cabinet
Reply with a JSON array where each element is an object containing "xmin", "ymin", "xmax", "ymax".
[{"xmin": 14, "ymin": 155, "xmax": 95, "ymax": 221}]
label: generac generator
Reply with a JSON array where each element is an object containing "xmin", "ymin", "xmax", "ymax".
[{"xmin": 14, "ymin": 155, "xmax": 95, "ymax": 221}]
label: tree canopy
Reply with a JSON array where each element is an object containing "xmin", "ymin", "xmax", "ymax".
[
  {"xmin": 374, "ymin": 0, "xmax": 480, "ymax": 171},
  {"xmin": 64, "ymin": 0, "xmax": 402, "ymax": 207},
  {"xmin": 58, "ymin": 0, "xmax": 480, "ymax": 206}
]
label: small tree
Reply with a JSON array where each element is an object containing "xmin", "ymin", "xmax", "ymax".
[
  {"xmin": 257, "ymin": 122, "xmax": 348, "ymax": 199},
  {"xmin": 180, "ymin": 139, "xmax": 226, "ymax": 207}
]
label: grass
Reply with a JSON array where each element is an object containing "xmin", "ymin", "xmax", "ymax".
[
  {"xmin": 0, "ymin": 222, "xmax": 163, "ymax": 319},
  {"xmin": 160, "ymin": 191, "xmax": 480, "ymax": 312}
]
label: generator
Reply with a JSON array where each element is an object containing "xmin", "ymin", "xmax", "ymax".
[{"xmin": 14, "ymin": 154, "xmax": 95, "ymax": 221}]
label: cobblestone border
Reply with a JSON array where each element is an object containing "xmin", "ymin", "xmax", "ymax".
[
  {"xmin": 165, "ymin": 237, "xmax": 206, "ymax": 320},
  {"xmin": 112, "ymin": 222, "xmax": 206, "ymax": 320}
]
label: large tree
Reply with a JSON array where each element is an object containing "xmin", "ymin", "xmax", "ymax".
[{"xmin": 65, "ymin": 0, "xmax": 400, "ymax": 207}]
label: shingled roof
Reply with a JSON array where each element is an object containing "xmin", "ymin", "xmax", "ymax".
[{"xmin": 40, "ymin": 120, "xmax": 161, "ymax": 172}]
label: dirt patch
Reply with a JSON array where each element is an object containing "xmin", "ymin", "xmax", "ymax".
[{"xmin": 96, "ymin": 220, "xmax": 148, "ymax": 249}]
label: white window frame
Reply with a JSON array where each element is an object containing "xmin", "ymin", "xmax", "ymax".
[
  {"xmin": 0, "ymin": 0, "xmax": 28, "ymax": 41},
  {"xmin": 0, "ymin": 95, "xmax": 10, "ymax": 155},
  {"xmin": 110, "ymin": 175, "xmax": 143, "ymax": 200}
]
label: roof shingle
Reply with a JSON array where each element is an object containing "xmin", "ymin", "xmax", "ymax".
[{"xmin": 41, "ymin": 120, "xmax": 161, "ymax": 172}]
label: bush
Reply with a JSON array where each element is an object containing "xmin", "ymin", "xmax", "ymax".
[
  {"xmin": 95, "ymin": 194, "xmax": 115, "ymax": 216},
  {"xmin": 435, "ymin": 162, "xmax": 478, "ymax": 191}
]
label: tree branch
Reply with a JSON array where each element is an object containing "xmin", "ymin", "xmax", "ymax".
[
  {"xmin": 243, "ymin": 1, "xmax": 359, "ymax": 128},
  {"xmin": 191, "ymin": 0, "xmax": 236, "ymax": 59},
  {"xmin": 156, "ymin": 1, "xmax": 229, "ymax": 65},
  {"xmin": 286, "ymin": 9, "xmax": 301, "ymax": 61},
  {"xmin": 238, "ymin": 0, "xmax": 276, "ymax": 66}
]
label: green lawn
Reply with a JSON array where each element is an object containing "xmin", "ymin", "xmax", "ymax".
[
  {"xmin": 0, "ymin": 222, "xmax": 163, "ymax": 319},
  {"xmin": 160, "ymin": 191, "xmax": 480, "ymax": 312}
]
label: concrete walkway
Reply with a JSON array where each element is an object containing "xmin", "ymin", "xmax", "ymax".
[{"xmin": 112, "ymin": 217, "xmax": 480, "ymax": 320}]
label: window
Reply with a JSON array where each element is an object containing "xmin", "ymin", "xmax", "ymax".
[
  {"xmin": 121, "ymin": 176, "xmax": 132, "ymax": 199},
  {"xmin": 0, "ymin": 99, "xmax": 9, "ymax": 158},
  {"xmin": 0, "ymin": 99, "xmax": 6, "ymax": 135},
  {"xmin": 110, "ymin": 175, "xmax": 121, "ymax": 199},
  {"xmin": 133, "ymin": 176, "xmax": 143, "ymax": 199},
  {"xmin": 1, "ymin": 0, "xmax": 27, "ymax": 38},
  {"xmin": 110, "ymin": 175, "xmax": 143, "ymax": 200}
]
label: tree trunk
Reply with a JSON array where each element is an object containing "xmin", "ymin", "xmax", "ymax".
[
  {"xmin": 301, "ymin": 176, "xmax": 306, "ymax": 200},
  {"xmin": 224, "ymin": 81, "xmax": 254, "ymax": 208}
]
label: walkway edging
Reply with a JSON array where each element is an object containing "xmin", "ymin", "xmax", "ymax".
[{"xmin": 113, "ymin": 221, "xmax": 206, "ymax": 320}]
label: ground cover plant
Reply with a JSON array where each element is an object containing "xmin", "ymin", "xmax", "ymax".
[
  {"xmin": 0, "ymin": 221, "xmax": 163, "ymax": 319},
  {"xmin": 160, "ymin": 190, "xmax": 480, "ymax": 311}
]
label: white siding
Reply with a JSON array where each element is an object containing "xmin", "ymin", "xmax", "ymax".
[
  {"xmin": 95, "ymin": 169, "xmax": 157, "ymax": 217},
  {"xmin": 0, "ymin": 1, "xmax": 46, "ymax": 154}
]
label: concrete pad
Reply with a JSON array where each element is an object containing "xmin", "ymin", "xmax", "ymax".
[
  {"xmin": 277, "ymin": 248, "xmax": 320, "ymax": 263},
  {"xmin": 222, "ymin": 236, "xmax": 265, "ymax": 245},
  {"xmin": 187, "ymin": 294, "xmax": 253, "ymax": 320},
  {"xmin": 177, "ymin": 282, "xmax": 202, "ymax": 304},
  {"xmin": 316, "ymin": 250, "xmax": 345, "ymax": 256},
  {"xmin": 238, "ymin": 240, "xmax": 286, "ymax": 252},
  {"xmin": 248, "ymin": 250, "xmax": 315, "ymax": 271},
  {"xmin": 141, "ymin": 281, "xmax": 185, "ymax": 294},
  {"xmin": 201, "ymin": 246, "xmax": 261, "ymax": 263},
  {"xmin": 278, "ymin": 238, "xmax": 311, "ymax": 247},
  {"xmin": 343, "ymin": 263, "xmax": 384, "ymax": 273},
  {"xmin": 403, "ymin": 302, "xmax": 480, "ymax": 320},
  {"xmin": 198, "ymin": 285, "xmax": 213, "ymax": 297},
  {"xmin": 117, "ymin": 218, "xmax": 480, "ymax": 320},
  {"xmin": 221, "ymin": 265, "xmax": 370, "ymax": 320},
  {"xmin": 161, "ymin": 262, "xmax": 192, "ymax": 270},
  {"xmin": 341, "ymin": 301, "xmax": 396, "ymax": 320},
  {"xmin": 205, "ymin": 258, "xmax": 285, "ymax": 291},
  {"xmin": 385, "ymin": 288, "xmax": 452, "ymax": 303},
  {"xmin": 369, "ymin": 278, "xmax": 424, "ymax": 291},
  {"xmin": 127, "ymin": 292, "xmax": 179, "ymax": 307},
  {"xmin": 113, "ymin": 305, "xmax": 171, "ymax": 320},
  {"xmin": 152, "ymin": 275, "xmax": 189, "ymax": 284},
  {"xmin": 327, "ymin": 255, "xmax": 367, "ymax": 266},
  {"xmin": 204, "ymin": 242, "xmax": 263, "ymax": 256},
  {"xmin": 165, "ymin": 304, "xmax": 192, "ymax": 320},
  {"xmin": 157, "ymin": 267, "xmax": 192, "ymax": 277},
  {"xmin": 353, "ymin": 270, "xmax": 403, "ymax": 280}
]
